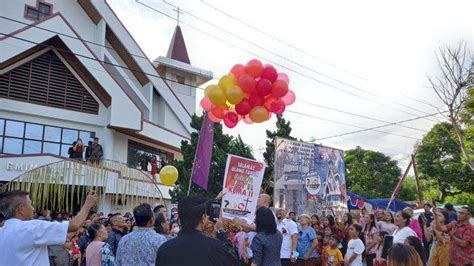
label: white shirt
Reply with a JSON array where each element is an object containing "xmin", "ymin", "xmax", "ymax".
[
  {"xmin": 0, "ymin": 218, "xmax": 69, "ymax": 266},
  {"xmin": 393, "ymin": 226, "xmax": 416, "ymax": 244},
  {"xmin": 344, "ymin": 239, "xmax": 365, "ymax": 266},
  {"xmin": 277, "ymin": 218, "xmax": 298, "ymax": 258}
]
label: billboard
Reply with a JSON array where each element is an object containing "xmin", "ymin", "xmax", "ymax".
[{"xmin": 274, "ymin": 137, "xmax": 347, "ymax": 215}]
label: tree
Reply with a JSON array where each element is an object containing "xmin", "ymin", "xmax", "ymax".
[
  {"xmin": 169, "ymin": 114, "xmax": 254, "ymax": 201},
  {"xmin": 415, "ymin": 122, "xmax": 473, "ymax": 202},
  {"xmin": 344, "ymin": 147, "xmax": 402, "ymax": 199},
  {"xmin": 398, "ymin": 177, "xmax": 418, "ymax": 202},
  {"xmin": 262, "ymin": 115, "xmax": 296, "ymax": 196},
  {"xmin": 428, "ymin": 43, "xmax": 473, "ymax": 170}
]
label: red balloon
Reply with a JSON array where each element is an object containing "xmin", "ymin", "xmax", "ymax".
[
  {"xmin": 238, "ymin": 74, "xmax": 257, "ymax": 94},
  {"xmin": 249, "ymin": 94, "xmax": 264, "ymax": 107},
  {"xmin": 211, "ymin": 105, "xmax": 227, "ymax": 119},
  {"xmin": 235, "ymin": 99, "xmax": 252, "ymax": 116},
  {"xmin": 271, "ymin": 80, "xmax": 289, "ymax": 98},
  {"xmin": 260, "ymin": 66, "xmax": 278, "ymax": 82},
  {"xmin": 223, "ymin": 112, "xmax": 239, "ymax": 128},
  {"xmin": 274, "ymin": 101, "xmax": 286, "ymax": 115},
  {"xmin": 230, "ymin": 64, "xmax": 246, "ymax": 80},
  {"xmin": 270, "ymin": 98, "xmax": 284, "ymax": 113},
  {"xmin": 207, "ymin": 111, "xmax": 221, "ymax": 123},
  {"xmin": 245, "ymin": 59, "xmax": 263, "ymax": 78},
  {"xmin": 256, "ymin": 79, "xmax": 272, "ymax": 97}
]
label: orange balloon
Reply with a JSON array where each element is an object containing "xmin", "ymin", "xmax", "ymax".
[
  {"xmin": 249, "ymin": 106, "xmax": 269, "ymax": 123},
  {"xmin": 211, "ymin": 105, "xmax": 228, "ymax": 119}
]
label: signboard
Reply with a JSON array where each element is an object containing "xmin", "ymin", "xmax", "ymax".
[
  {"xmin": 221, "ymin": 154, "xmax": 265, "ymax": 224},
  {"xmin": 274, "ymin": 137, "xmax": 347, "ymax": 215}
]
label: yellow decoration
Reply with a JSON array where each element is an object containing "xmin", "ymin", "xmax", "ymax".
[
  {"xmin": 249, "ymin": 106, "xmax": 269, "ymax": 123},
  {"xmin": 206, "ymin": 85, "xmax": 227, "ymax": 105},
  {"xmin": 225, "ymin": 85, "xmax": 244, "ymax": 104},
  {"xmin": 159, "ymin": 165, "xmax": 179, "ymax": 186},
  {"xmin": 218, "ymin": 74, "xmax": 236, "ymax": 90},
  {"xmin": 225, "ymin": 101, "xmax": 235, "ymax": 109}
]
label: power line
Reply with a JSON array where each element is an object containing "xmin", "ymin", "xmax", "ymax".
[
  {"xmin": 1, "ymin": 13, "xmax": 441, "ymax": 127},
  {"xmin": 285, "ymin": 110, "xmax": 421, "ymax": 140},
  {"xmin": 136, "ymin": 1, "xmax": 439, "ymax": 123},
  {"xmin": 1, "ymin": 33, "xmax": 437, "ymax": 143},
  {"xmin": 197, "ymin": 0, "xmax": 441, "ymax": 121},
  {"xmin": 314, "ymin": 111, "xmax": 446, "ymax": 141},
  {"xmin": 304, "ymin": 101, "xmax": 428, "ymax": 132},
  {"xmin": 199, "ymin": 0, "xmax": 367, "ymax": 82}
]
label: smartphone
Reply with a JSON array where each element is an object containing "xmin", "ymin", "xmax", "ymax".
[
  {"xmin": 206, "ymin": 199, "xmax": 221, "ymax": 223},
  {"xmin": 382, "ymin": 235, "xmax": 394, "ymax": 259}
]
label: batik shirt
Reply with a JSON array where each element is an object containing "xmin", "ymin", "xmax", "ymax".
[
  {"xmin": 446, "ymin": 221, "xmax": 474, "ymax": 265},
  {"xmin": 115, "ymin": 227, "xmax": 167, "ymax": 265}
]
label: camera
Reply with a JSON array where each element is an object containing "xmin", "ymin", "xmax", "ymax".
[{"xmin": 206, "ymin": 199, "xmax": 221, "ymax": 223}]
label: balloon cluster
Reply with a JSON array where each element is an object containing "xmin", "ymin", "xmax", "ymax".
[{"xmin": 201, "ymin": 59, "xmax": 296, "ymax": 128}]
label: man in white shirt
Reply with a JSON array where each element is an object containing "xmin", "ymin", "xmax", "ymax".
[
  {"xmin": 276, "ymin": 208, "xmax": 298, "ymax": 266},
  {"xmin": 0, "ymin": 190, "xmax": 98, "ymax": 266}
]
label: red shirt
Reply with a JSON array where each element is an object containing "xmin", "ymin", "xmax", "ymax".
[{"xmin": 446, "ymin": 220, "xmax": 474, "ymax": 265}]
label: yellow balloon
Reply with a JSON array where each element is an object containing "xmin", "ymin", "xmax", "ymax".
[
  {"xmin": 225, "ymin": 85, "xmax": 244, "ymax": 104},
  {"xmin": 249, "ymin": 106, "xmax": 269, "ymax": 123},
  {"xmin": 218, "ymin": 74, "xmax": 236, "ymax": 90},
  {"xmin": 225, "ymin": 101, "xmax": 235, "ymax": 109},
  {"xmin": 159, "ymin": 165, "xmax": 179, "ymax": 186},
  {"xmin": 206, "ymin": 85, "xmax": 227, "ymax": 105}
]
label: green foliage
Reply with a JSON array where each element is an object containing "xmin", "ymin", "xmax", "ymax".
[
  {"xmin": 445, "ymin": 192, "xmax": 474, "ymax": 209},
  {"xmin": 398, "ymin": 177, "xmax": 418, "ymax": 201},
  {"xmin": 170, "ymin": 114, "xmax": 254, "ymax": 202},
  {"xmin": 344, "ymin": 147, "xmax": 402, "ymax": 199},
  {"xmin": 415, "ymin": 122, "xmax": 473, "ymax": 202},
  {"xmin": 262, "ymin": 115, "xmax": 296, "ymax": 195}
]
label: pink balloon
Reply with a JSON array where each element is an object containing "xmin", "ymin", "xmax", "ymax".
[
  {"xmin": 261, "ymin": 66, "xmax": 278, "ymax": 82},
  {"xmin": 245, "ymin": 59, "xmax": 264, "ymax": 78},
  {"xmin": 243, "ymin": 116, "xmax": 253, "ymax": 124},
  {"xmin": 281, "ymin": 90, "xmax": 296, "ymax": 105},
  {"xmin": 277, "ymin": 73, "xmax": 290, "ymax": 85},
  {"xmin": 200, "ymin": 97, "xmax": 213, "ymax": 111},
  {"xmin": 267, "ymin": 111, "xmax": 273, "ymax": 120},
  {"xmin": 207, "ymin": 111, "xmax": 221, "ymax": 123},
  {"xmin": 223, "ymin": 112, "xmax": 239, "ymax": 128}
]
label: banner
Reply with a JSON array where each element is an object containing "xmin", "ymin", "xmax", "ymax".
[
  {"xmin": 221, "ymin": 154, "xmax": 265, "ymax": 224},
  {"xmin": 274, "ymin": 137, "xmax": 347, "ymax": 215},
  {"xmin": 190, "ymin": 113, "xmax": 214, "ymax": 190}
]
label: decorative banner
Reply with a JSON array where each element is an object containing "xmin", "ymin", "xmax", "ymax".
[
  {"xmin": 273, "ymin": 137, "xmax": 347, "ymax": 215},
  {"xmin": 190, "ymin": 113, "xmax": 214, "ymax": 190},
  {"xmin": 221, "ymin": 154, "xmax": 265, "ymax": 224}
]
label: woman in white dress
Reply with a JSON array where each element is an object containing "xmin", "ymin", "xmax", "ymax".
[{"xmin": 392, "ymin": 211, "xmax": 417, "ymax": 244}]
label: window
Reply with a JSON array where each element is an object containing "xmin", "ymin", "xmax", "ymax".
[
  {"xmin": 127, "ymin": 140, "xmax": 174, "ymax": 171},
  {"xmin": 5, "ymin": 121, "xmax": 24, "ymax": 138},
  {"xmin": 0, "ymin": 118, "xmax": 95, "ymax": 157},
  {"xmin": 25, "ymin": 1, "xmax": 52, "ymax": 21}
]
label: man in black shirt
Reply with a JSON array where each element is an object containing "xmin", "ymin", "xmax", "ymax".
[
  {"xmin": 418, "ymin": 202, "xmax": 434, "ymax": 261},
  {"xmin": 155, "ymin": 195, "xmax": 238, "ymax": 266}
]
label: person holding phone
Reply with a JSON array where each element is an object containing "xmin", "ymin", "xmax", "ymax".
[
  {"xmin": 0, "ymin": 190, "xmax": 98, "ymax": 265},
  {"xmin": 72, "ymin": 138, "xmax": 85, "ymax": 160}
]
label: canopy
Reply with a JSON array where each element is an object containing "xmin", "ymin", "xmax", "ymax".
[{"xmin": 347, "ymin": 192, "xmax": 413, "ymax": 212}]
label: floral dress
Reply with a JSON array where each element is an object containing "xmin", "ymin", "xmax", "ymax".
[{"xmin": 100, "ymin": 243, "xmax": 115, "ymax": 266}]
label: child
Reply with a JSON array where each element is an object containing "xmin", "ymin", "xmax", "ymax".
[
  {"xmin": 344, "ymin": 224, "xmax": 365, "ymax": 266},
  {"xmin": 374, "ymin": 231, "xmax": 388, "ymax": 266},
  {"xmin": 326, "ymin": 235, "xmax": 344, "ymax": 266},
  {"xmin": 322, "ymin": 227, "xmax": 334, "ymax": 265}
]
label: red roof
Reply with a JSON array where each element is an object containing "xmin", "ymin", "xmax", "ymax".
[{"xmin": 166, "ymin": 25, "xmax": 190, "ymax": 64}]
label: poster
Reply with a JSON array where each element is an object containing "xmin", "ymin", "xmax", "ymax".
[
  {"xmin": 221, "ymin": 154, "xmax": 265, "ymax": 224},
  {"xmin": 273, "ymin": 137, "xmax": 347, "ymax": 215}
]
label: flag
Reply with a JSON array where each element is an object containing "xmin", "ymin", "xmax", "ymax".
[
  {"xmin": 190, "ymin": 113, "xmax": 214, "ymax": 190},
  {"xmin": 386, "ymin": 158, "xmax": 413, "ymax": 210}
]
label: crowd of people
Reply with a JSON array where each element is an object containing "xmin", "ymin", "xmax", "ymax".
[
  {"xmin": 67, "ymin": 137, "xmax": 104, "ymax": 163},
  {"xmin": 0, "ymin": 190, "xmax": 472, "ymax": 266}
]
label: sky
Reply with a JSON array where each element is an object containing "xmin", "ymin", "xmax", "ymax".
[{"xmin": 108, "ymin": 0, "xmax": 473, "ymax": 169}]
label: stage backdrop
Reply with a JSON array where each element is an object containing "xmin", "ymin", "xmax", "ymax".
[{"xmin": 274, "ymin": 137, "xmax": 347, "ymax": 215}]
